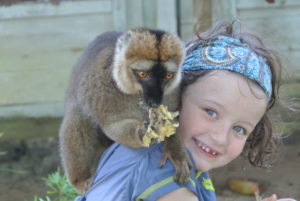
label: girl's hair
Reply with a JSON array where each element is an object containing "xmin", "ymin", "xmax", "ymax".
[{"xmin": 182, "ymin": 20, "xmax": 283, "ymax": 168}]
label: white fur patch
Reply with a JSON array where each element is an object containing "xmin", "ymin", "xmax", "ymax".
[{"xmin": 130, "ymin": 60, "xmax": 155, "ymax": 71}]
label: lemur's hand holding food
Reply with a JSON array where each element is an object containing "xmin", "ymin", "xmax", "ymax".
[{"xmin": 142, "ymin": 105, "xmax": 179, "ymax": 147}]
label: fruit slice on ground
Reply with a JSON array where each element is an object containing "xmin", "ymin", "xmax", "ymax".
[{"xmin": 227, "ymin": 178, "xmax": 260, "ymax": 195}]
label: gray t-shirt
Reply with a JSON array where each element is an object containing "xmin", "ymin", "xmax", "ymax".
[{"xmin": 75, "ymin": 142, "xmax": 216, "ymax": 201}]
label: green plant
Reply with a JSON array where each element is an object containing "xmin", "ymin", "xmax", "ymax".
[
  {"xmin": 32, "ymin": 168, "xmax": 78, "ymax": 201},
  {"xmin": 0, "ymin": 167, "xmax": 27, "ymax": 174}
]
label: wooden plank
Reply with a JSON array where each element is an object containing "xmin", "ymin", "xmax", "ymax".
[
  {"xmin": 0, "ymin": 41, "xmax": 81, "ymax": 71},
  {"xmin": 179, "ymin": 0, "xmax": 196, "ymax": 39},
  {"xmin": 126, "ymin": 0, "xmax": 144, "ymax": 28},
  {"xmin": 180, "ymin": 23, "xmax": 195, "ymax": 41},
  {"xmin": 0, "ymin": 0, "xmax": 112, "ymax": 19},
  {"xmin": 237, "ymin": 3, "xmax": 300, "ymax": 59},
  {"xmin": 212, "ymin": 0, "xmax": 237, "ymax": 22},
  {"xmin": 0, "ymin": 14, "xmax": 114, "ymax": 71},
  {"xmin": 156, "ymin": 0, "xmax": 177, "ymax": 34},
  {"xmin": 142, "ymin": 0, "xmax": 157, "ymax": 28},
  {"xmin": 238, "ymin": 6, "xmax": 300, "ymax": 19},
  {"xmin": 0, "ymin": 32, "xmax": 86, "ymax": 70},
  {"xmin": 191, "ymin": 0, "xmax": 212, "ymax": 34},
  {"xmin": 0, "ymin": 38, "xmax": 76, "ymax": 106},
  {"xmin": 285, "ymin": 50, "xmax": 300, "ymax": 79},
  {"xmin": 237, "ymin": 0, "xmax": 300, "ymax": 9},
  {"xmin": 179, "ymin": 0, "xmax": 195, "ymax": 39},
  {"xmin": 243, "ymin": 27, "xmax": 299, "ymax": 71},
  {"xmin": 237, "ymin": 15, "xmax": 300, "ymax": 79},
  {"xmin": 113, "ymin": 0, "xmax": 177, "ymax": 32},
  {"xmin": 238, "ymin": 11, "xmax": 300, "ymax": 48},
  {"xmin": 180, "ymin": 0, "xmax": 194, "ymax": 22},
  {"xmin": 0, "ymin": 103, "xmax": 64, "ymax": 118},
  {"xmin": 0, "ymin": 12, "xmax": 114, "ymax": 36},
  {"xmin": 0, "ymin": 68, "xmax": 70, "ymax": 104},
  {"xmin": 112, "ymin": 0, "xmax": 127, "ymax": 31},
  {"xmin": 0, "ymin": 12, "xmax": 115, "ymax": 117}
]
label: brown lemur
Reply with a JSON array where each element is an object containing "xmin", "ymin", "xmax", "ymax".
[{"xmin": 59, "ymin": 28, "xmax": 191, "ymax": 193}]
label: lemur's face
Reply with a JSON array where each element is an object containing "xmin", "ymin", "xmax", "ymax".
[
  {"xmin": 112, "ymin": 28, "xmax": 184, "ymax": 106},
  {"xmin": 132, "ymin": 61, "xmax": 179, "ymax": 108},
  {"xmin": 179, "ymin": 70, "xmax": 267, "ymax": 172}
]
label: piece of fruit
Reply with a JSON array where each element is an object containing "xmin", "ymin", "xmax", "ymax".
[
  {"xmin": 227, "ymin": 178, "xmax": 260, "ymax": 195},
  {"xmin": 142, "ymin": 105, "xmax": 179, "ymax": 147}
]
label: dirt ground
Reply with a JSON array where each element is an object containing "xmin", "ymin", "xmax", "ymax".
[
  {"xmin": 0, "ymin": 137, "xmax": 60, "ymax": 201},
  {"xmin": 211, "ymin": 133, "xmax": 300, "ymax": 201},
  {"xmin": 0, "ymin": 133, "xmax": 299, "ymax": 201}
]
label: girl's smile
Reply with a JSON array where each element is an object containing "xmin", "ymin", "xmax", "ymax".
[
  {"xmin": 179, "ymin": 70, "xmax": 268, "ymax": 172},
  {"xmin": 192, "ymin": 138, "xmax": 220, "ymax": 158}
]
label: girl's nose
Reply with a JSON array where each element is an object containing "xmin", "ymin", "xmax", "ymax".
[{"xmin": 209, "ymin": 122, "xmax": 230, "ymax": 146}]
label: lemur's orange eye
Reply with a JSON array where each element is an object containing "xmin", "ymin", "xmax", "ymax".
[
  {"xmin": 165, "ymin": 73, "xmax": 174, "ymax": 79},
  {"xmin": 136, "ymin": 71, "xmax": 148, "ymax": 78}
]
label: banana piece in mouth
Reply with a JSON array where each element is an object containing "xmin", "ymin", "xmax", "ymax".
[{"xmin": 142, "ymin": 105, "xmax": 179, "ymax": 147}]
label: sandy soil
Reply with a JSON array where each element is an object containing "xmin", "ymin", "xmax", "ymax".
[{"xmin": 0, "ymin": 134, "xmax": 299, "ymax": 201}]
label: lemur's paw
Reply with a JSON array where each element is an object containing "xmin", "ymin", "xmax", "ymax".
[{"xmin": 159, "ymin": 146, "xmax": 192, "ymax": 185}]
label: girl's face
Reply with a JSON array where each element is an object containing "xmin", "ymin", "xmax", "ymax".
[{"xmin": 179, "ymin": 70, "xmax": 268, "ymax": 172}]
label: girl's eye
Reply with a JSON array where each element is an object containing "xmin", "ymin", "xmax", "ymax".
[
  {"xmin": 205, "ymin": 109, "xmax": 217, "ymax": 118},
  {"xmin": 233, "ymin": 126, "xmax": 247, "ymax": 136},
  {"xmin": 135, "ymin": 71, "xmax": 148, "ymax": 78}
]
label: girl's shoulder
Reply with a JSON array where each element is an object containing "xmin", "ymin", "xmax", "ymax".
[
  {"xmin": 98, "ymin": 142, "xmax": 165, "ymax": 170},
  {"xmin": 82, "ymin": 143, "xmax": 167, "ymax": 201},
  {"xmin": 92, "ymin": 142, "xmax": 166, "ymax": 187},
  {"xmin": 86, "ymin": 143, "xmax": 216, "ymax": 201}
]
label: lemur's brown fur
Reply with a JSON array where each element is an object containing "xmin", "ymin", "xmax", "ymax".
[{"xmin": 59, "ymin": 28, "xmax": 191, "ymax": 193}]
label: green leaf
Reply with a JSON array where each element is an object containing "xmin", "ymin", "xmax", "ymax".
[{"xmin": 31, "ymin": 168, "xmax": 79, "ymax": 201}]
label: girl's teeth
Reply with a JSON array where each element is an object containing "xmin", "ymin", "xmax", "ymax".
[{"xmin": 196, "ymin": 140, "xmax": 217, "ymax": 155}]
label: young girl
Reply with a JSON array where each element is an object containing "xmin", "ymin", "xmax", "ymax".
[{"xmin": 75, "ymin": 21, "xmax": 296, "ymax": 201}]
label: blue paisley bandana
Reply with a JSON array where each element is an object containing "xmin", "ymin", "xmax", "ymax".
[{"xmin": 183, "ymin": 35, "xmax": 272, "ymax": 100}]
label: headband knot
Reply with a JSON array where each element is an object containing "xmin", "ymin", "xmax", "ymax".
[{"xmin": 183, "ymin": 35, "xmax": 272, "ymax": 100}]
